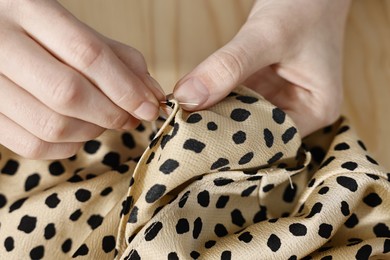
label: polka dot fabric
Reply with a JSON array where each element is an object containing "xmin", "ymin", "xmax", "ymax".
[{"xmin": 0, "ymin": 86, "xmax": 389, "ymax": 259}]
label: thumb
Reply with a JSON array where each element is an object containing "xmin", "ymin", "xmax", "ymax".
[{"xmin": 173, "ymin": 24, "xmax": 280, "ymax": 110}]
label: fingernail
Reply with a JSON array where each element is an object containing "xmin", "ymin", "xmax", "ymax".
[
  {"xmin": 174, "ymin": 78, "xmax": 209, "ymax": 108},
  {"xmin": 147, "ymin": 75, "xmax": 165, "ymax": 100},
  {"xmin": 133, "ymin": 101, "xmax": 159, "ymax": 121}
]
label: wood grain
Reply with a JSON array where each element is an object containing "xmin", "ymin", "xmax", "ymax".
[{"xmin": 59, "ymin": 0, "xmax": 390, "ymax": 168}]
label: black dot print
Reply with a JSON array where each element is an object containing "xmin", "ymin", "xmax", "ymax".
[
  {"xmin": 45, "ymin": 193, "xmax": 61, "ymax": 208},
  {"xmin": 336, "ymin": 176, "xmax": 358, "ymax": 192},
  {"xmin": 236, "ymin": 95, "xmax": 258, "ymax": 104},
  {"xmin": 263, "ymin": 184, "xmax": 274, "ymax": 193},
  {"xmin": 146, "ymin": 152, "xmax": 155, "ymax": 164},
  {"xmin": 197, "ymin": 190, "xmax": 210, "ymax": 207},
  {"xmin": 30, "ymin": 245, "xmax": 44, "ymax": 259},
  {"xmin": 344, "ymin": 214, "xmax": 359, "ymax": 228},
  {"xmin": 213, "ymin": 177, "xmax": 234, "ymax": 186},
  {"xmin": 231, "ymin": 209, "xmax": 246, "ymax": 227},
  {"xmin": 168, "ymin": 252, "xmax": 179, "ymax": 260},
  {"xmin": 366, "ymin": 173, "xmax": 380, "ymax": 180},
  {"xmin": 159, "ymin": 159, "xmax": 179, "ymax": 174},
  {"xmin": 207, "ymin": 122, "xmax": 218, "ymax": 131},
  {"xmin": 320, "ymin": 156, "xmax": 335, "ymax": 169},
  {"xmin": 0, "ymin": 193, "xmax": 6, "ymax": 208},
  {"xmin": 72, "ymin": 244, "xmax": 89, "ymax": 257},
  {"xmin": 214, "ymin": 224, "xmax": 228, "ymax": 237},
  {"xmin": 127, "ymin": 249, "xmax": 140, "ymax": 260},
  {"xmin": 4, "ymin": 236, "xmax": 14, "ymax": 252},
  {"xmin": 337, "ymin": 125, "xmax": 350, "ymax": 135},
  {"xmin": 210, "ymin": 158, "xmax": 230, "ymax": 170},
  {"xmin": 318, "ymin": 223, "xmax": 333, "ymax": 239},
  {"xmin": 318, "ymin": 186, "xmax": 329, "ymax": 195},
  {"xmin": 241, "ymin": 185, "xmax": 257, "ymax": 197},
  {"xmin": 128, "ymin": 206, "xmax": 138, "ymax": 223},
  {"xmin": 384, "ymin": 239, "xmax": 390, "ymax": 253},
  {"xmin": 355, "ymin": 245, "xmax": 372, "ymax": 259},
  {"xmin": 102, "ymin": 152, "xmax": 121, "ymax": 168},
  {"xmin": 334, "ymin": 142, "xmax": 350, "ymax": 151},
  {"xmin": 283, "ymin": 183, "xmax": 297, "ymax": 203},
  {"xmin": 253, "ymin": 206, "xmax": 267, "ymax": 223},
  {"xmin": 62, "ymin": 238, "xmax": 72, "ymax": 253},
  {"xmin": 267, "ymin": 234, "xmax": 281, "ymax": 252},
  {"xmin": 230, "ymin": 108, "xmax": 251, "ymax": 122},
  {"xmin": 122, "ymin": 132, "xmax": 136, "ymax": 149},
  {"xmin": 363, "ymin": 193, "xmax": 382, "ymax": 207},
  {"xmin": 44, "ymin": 223, "xmax": 56, "ymax": 239},
  {"xmin": 144, "ymin": 221, "xmax": 163, "ymax": 241},
  {"xmin": 306, "ymin": 202, "xmax": 323, "ymax": 218},
  {"xmin": 145, "ymin": 184, "xmax": 166, "ymax": 203},
  {"xmin": 263, "ymin": 128, "xmax": 274, "ymax": 148},
  {"xmin": 238, "ymin": 231, "xmax": 253, "ymax": 243},
  {"xmin": 183, "ymin": 138, "xmax": 206, "ymax": 153},
  {"xmin": 238, "ymin": 152, "xmax": 254, "ymax": 165},
  {"xmin": 120, "ymin": 196, "xmax": 133, "ymax": 216},
  {"xmin": 187, "ymin": 113, "xmax": 202, "ymax": 123},
  {"xmin": 289, "ymin": 223, "xmax": 307, "ymax": 236},
  {"xmin": 49, "ymin": 161, "xmax": 65, "ymax": 176},
  {"xmin": 9, "ymin": 197, "xmax": 28, "ymax": 213},
  {"xmin": 176, "ymin": 218, "xmax": 190, "ymax": 234},
  {"xmin": 267, "ymin": 152, "xmax": 283, "ymax": 164},
  {"xmin": 221, "ymin": 250, "xmax": 232, "ymax": 260},
  {"xmin": 160, "ymin": 134, "xmax": 171, "ymax": 149},
  {"xmin": 1, "ymin": 159, "xmax": 19, "ymax": 175},
  {"xmin": 102, "ymin": 235, "xmax": 116, "ymax": 253},
  {"xmin": 282, "ymin": 127, "xmax": 297, "ymax": 144},
  {"xmin": 190, "ymin": 251, "xmax": 200, "ymax": 259},
  {"xmin": 100, "ymin": 187, "xmax": 113, "ymax": 196},
  {"xmin": 75, "ymin": 189, "xmax": 92, "ymax": 202},
  {"xmin": 216, "ymin": 195, "xmax": 229, "ymax": 208},
  {"xmin": 178, "ymin": 191, "xmax": 190, "ymax": 208},
  {"xmin": 69, "ymin": 209, "xmax": 82, "ymax": 221},
  {"xmin": 193, "ymin": 217, "xmax": 202, "ymax": 239},
  {"xmin": 83, "ymin": 140, "xmax": 101, "ymax": 154},
  {"xmin": 373, "ymin": 223, "xmax": 390, "ymax": 237},
  {"xmin": 357, "ymin": 140, "xmax": 367, "ymax": 150},
  {"xmin": 272, "ymin": 108, "xmax": 286, "ymax": 124},
  {"xmin": 17, "ymin": 215, "xmax": 37, "ymax": 233},
  {"xmin": 341, "ymin": 161, "xmax": 358, "ymax": 171},
  {"xmin": 232, "ymin": 131, "xmax": 246, "ymax": 144},
  {"xmin": 24, "ymin": 173, "xmax": 40, "ymax": 192},
  {"xmin": 340, "ymin": 201, "xmax": 350, "ymax": 216},
  {"xmin": 87, "ymin": 214, "xmax": 103, "ymax": 230},
  {"xmin": 205, "ymin": 240, "xmax": 216, "ymax": 249}
]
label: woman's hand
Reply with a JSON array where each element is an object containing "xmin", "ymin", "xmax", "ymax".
[
  {"xmin": 0, "ymin": 0, "xmax": 164, "ymax": 159},
  {"xmin": 174, "ymin": 0, "xmax": 351, "ymax": 137}
]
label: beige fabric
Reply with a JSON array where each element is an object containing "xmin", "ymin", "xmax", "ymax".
[{"xmin": 0, "ymin": 86, "xmax": 389, "ymax": 259}]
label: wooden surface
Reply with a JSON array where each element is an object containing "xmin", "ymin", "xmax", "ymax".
[{"xmin": 59, "ymin": 0, "xmax": 390, "ymax": 169}]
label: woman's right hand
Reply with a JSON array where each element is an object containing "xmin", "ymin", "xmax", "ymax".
[{"xmin": 0, "ymin": 0, "xmax": 164, "ymax": 159}]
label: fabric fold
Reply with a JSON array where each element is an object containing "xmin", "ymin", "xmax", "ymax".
[{"xmin": 0, "ymin": 86, "xmax": 388, "ymax": 260}]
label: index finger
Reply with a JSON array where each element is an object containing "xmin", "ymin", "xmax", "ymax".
[{"xmin": 18, "ymin": 0, "xmax": 161, "ymax": 121}]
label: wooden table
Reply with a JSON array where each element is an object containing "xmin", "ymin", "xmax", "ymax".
[{"xmin": 59, "ymin": 0, "xmax": 390, "ymax": 169}]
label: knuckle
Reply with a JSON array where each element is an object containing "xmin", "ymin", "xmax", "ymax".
[
  {"xmin": 38, "ymin": 115, "xmax": 67, "ymax": 142},
  {"xmin": 70, "ymin": 35, "xmax": 106, "ymax": 70},
  {"xmin": 211, "ymin": 48, "xmax": 246, "ymax": 84},
  {"xmin": 49, "ymin": 72, "xmax": 81, "ymax": 109}
]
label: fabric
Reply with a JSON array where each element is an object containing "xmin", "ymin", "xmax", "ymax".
[{"xmin": 0, "ymin": 86, "xmax": 389, "ymax": 260}]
